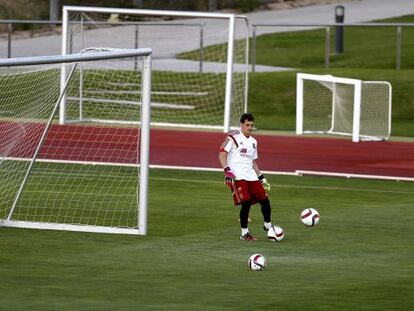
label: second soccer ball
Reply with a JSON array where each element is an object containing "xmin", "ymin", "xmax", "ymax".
[
  {"xmin": 267, "ymin": 225, "xmax": 284, "ymax": 242},
  {"xmin": 248, "ymin": 254, "xmax": 266, "ymax": 271},
  {"xmin": 300, "ymin": 208, "xmax": 320, "ymax": 226}
]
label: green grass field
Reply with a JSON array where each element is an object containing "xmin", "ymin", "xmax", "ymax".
[
  {"xmin": 1, "ymin": 168, "xmax": 413, "ymax": 310},
  {"xmin": 1, "ymin": 14, "xmax": 413, "ymax": 310}
]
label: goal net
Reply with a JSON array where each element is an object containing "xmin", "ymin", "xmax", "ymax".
[
  {"xmin": 296, "ymin": 73, "xmax": 392, "ymax": 142},
  {"xmin": 61, "ymin": 6, "xmax": 249, "ymax": 132},
  {"xmin": 0, "ymin": 48, "xmax": 152, "ymax": 235}
]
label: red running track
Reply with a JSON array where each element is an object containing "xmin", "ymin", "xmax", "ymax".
[
  {"xmin": 2, "ymin": 122, "xmax": 414, "ymax": 179},
  {"xmin": 150, "ymin": 128, "xmax": 414, "ymax": 178}
]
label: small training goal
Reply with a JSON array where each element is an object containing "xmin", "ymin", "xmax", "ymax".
[{"xmin": 296, "ymin": 73, "xmax": 392, "ymax": 142}]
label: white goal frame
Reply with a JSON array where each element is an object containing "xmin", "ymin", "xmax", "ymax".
[
  {"xmin": 0, "ymin": 48, "xmax": 152, "ymax": 235},
  {"xmin": 60, "ymin": 6, "xmax": 249, "ymax": 132},
  {"xmin": 296, "ymin": 73, "xmax": 392, "ymax": 142}
]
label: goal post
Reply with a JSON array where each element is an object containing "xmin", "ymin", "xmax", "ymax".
[
  {"xmin": 296, "ymin": 73, "xmax": 392, "ymax": 142},
  {"xmin": 0, "ymin": 48, "xmax": 152, "ymax": 235},
  {"xmin": 60, "ymin": 6, "xmax": 249, "ymax": 132}
]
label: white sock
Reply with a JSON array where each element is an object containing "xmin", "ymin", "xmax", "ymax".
[
  {"xmin": 241, "ymin": 228, "xmax": 249, "ymax": 236},
  {"xmin": 264, "ymin": 222, "xmax": 272, "ymax": 230}
]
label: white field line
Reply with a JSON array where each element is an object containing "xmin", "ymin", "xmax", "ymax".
[
  {"xmin": 66, "ymin": 96, "xmax": 195, "ymax": 110},
  {"xmin": 1, "ymin": 156, "xmax": 138, "ymax": 167},
  {"xmin": 149, "ymin": 164, "xmax": 298, "ymax": 176},
  {"xmin": 83, "ymin": 90, "xmax": 209, "ymax": 96},
  {"xmin": 106, "ymin": 81, "xmax": 216, "ymax": 91},
  {"xmin": 296, "ymin": 170, "xmax": 414, "ymax": 182}
]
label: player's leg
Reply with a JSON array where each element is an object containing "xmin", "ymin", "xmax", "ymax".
[
  {"xmin": 240, "ymin": 201, "xmax": 257, "ymax": 240},
  {"xmin": 249, "ymin": 180, "xmax": 272, "ymax": 231},
  {"xmin": 239, "ymin": 200, "xmax": 251, "ymax": 229},
  {"xmin": 234, "ymin": 180, "xmax": 256, "ymax": 241},
  {"xmin": 259, "ymin": 198, "xmax": 272, "ymax": 231}
]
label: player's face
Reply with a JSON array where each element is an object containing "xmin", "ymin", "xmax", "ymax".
[{"xmin": 241, "ymin": 120, "xmax": 254, "ymax": 137}]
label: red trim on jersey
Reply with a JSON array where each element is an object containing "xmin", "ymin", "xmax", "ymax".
[
  {"xmin": 228, "ymin": 135, "xmax": 238, "ymax": 148},
  {"xmin": 220, "ymin": 137, "xmax": 230, "ymax": 152},
  {"xmin": 219, "ymin": 147, "xmax": 228, "ymax": 154}
]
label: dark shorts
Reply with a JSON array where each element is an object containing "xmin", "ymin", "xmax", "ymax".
[{"xmin": 232, "ymin": 179, "xmax": 267, "ymax": 205}]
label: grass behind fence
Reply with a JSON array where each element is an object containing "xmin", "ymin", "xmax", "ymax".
[
  {"xmin": 253, "ymin": 15, "xmax": 414, "ymax": 69},
  {"xmin": 0, "ymin": 168, "xmax": 413, "ymax": 310}
]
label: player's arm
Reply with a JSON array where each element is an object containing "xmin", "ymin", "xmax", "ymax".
[
  {"xmin": 253, "ymin": 160, "xmax": 270, "ymax": 192},
  {"xmin": 219, "ymin": 138, "xmax": 236, "ymax": 188},
  {"xmin": 219, "ymin": 151, "xmax": 229, "ymax": 170},
  {"xmin": 252, "ymin": 160, "xmax": 261, "ymax": 176},
  {"xmin": 219, "ymin": 151, "xmax": 236, "ymax": 189}
]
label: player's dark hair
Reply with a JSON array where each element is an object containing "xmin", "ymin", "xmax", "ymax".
[{"xmin": 240, "ymin": 113, "xmax": 254, "ymax": 124}]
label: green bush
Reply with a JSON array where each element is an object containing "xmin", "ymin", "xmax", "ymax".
[
  {"xmin": 0, "ymin": 0, "xmax": 272, "ymax": 20},
  {"xmin": 235, "ymin": 0, "xmax": 261, "ymax": 12}
]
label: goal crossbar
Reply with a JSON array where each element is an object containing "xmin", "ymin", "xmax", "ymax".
[
  {"xmin": 63, "ymin": 6, "xmax": 239, "ymax": 19},
  {"xmin": 0, "ymin": 48, "xmax": 152, "ymax": 67}
]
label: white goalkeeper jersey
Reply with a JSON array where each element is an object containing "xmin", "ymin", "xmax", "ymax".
[{"xmin": 220, "ymin": 130, "xmax": 258, "ymax": 181}]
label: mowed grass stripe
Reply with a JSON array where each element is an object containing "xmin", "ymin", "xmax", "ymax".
[{"xmin": 3, "ymin": 161, "xmax": 412, "ymax": 195}]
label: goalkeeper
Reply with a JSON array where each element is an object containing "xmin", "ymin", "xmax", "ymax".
[{"xmin": 219, "ymin": 113, "xmax": 273, "ymax": 241}]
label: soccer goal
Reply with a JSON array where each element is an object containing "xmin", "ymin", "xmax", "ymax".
[
  {"xmin": 0, "ymin": 48, "xmax": 152, "ymax": 235},
  {"xmin": 296, "ymin": 73, "xmax": 392, "ymax": 142},
  {"xmin": 60, "ymin": 6, "xmax": 249, "ymax": 132}
]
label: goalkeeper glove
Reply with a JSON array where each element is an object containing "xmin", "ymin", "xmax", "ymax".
[
  {"xmin": 258, "ymin": 174, "xmax": 270, "ymax": 192},
  {"xmin": 224, "ymin": 167, "xmax": 236, "ymax": 189}
]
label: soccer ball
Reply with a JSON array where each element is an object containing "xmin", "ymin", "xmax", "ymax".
[
  {"xmin": 267, "ymin": 225, "xmax": 284, "ymax": 242},
  {"xmin": 248, "ymin": 254, "xmax": 266, "ymax": 271},
  {"xmin": 300, "ymin": 208, "xmax": 320, "ymax": 226}
]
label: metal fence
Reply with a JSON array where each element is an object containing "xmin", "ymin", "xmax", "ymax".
[
  {"xmin": 251, "ymin": 22, "xmax": 414, "ymax": 71},
  {"xmin": 0, "ymin": 19, "xmax": 206, "ymax": 72},
  {"xmin": 2, "ymin": 20, "xmax": 414, "ymax": 71}
]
